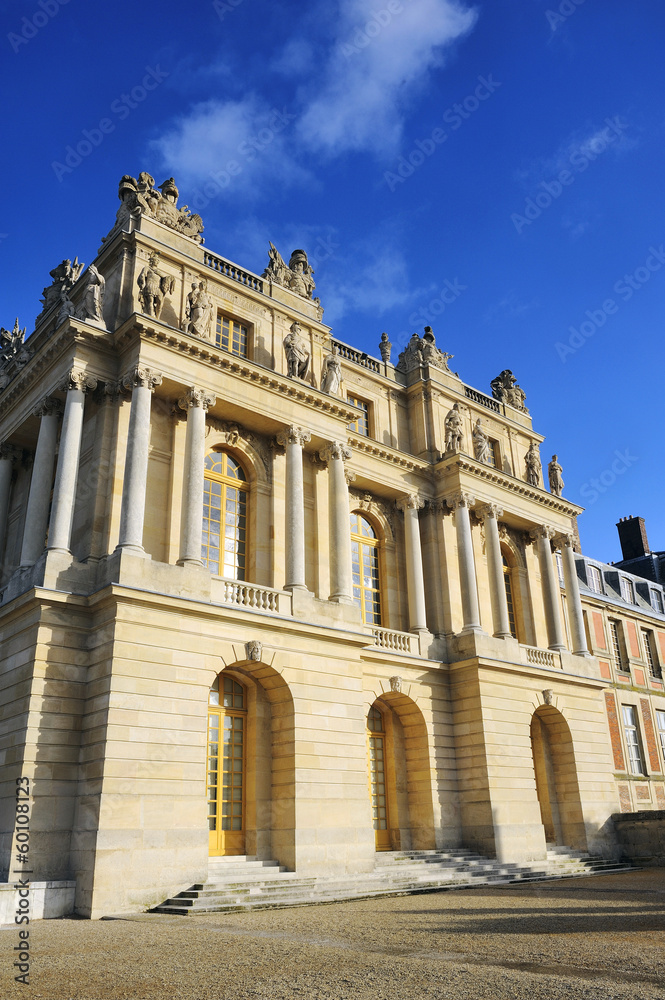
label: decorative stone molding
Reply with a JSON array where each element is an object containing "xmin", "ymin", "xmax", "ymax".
[
  {"xmin": 529, "ymin": 525, "xmax": 557, "ymax": 543},
  {"xmin": 344, "ymin": 468, "xmax": 356, "ymax": 485},
  {"xmin": 349, "ymin": 489, "xmax": 396, "ymax": 539},
  {"xmin": 552, "ymin": 532, "xmax": 574, "ymax": 550},
  {"xmin": 206, "ymin": 417, "xmax": 272, "ymax": 483},
  {"xmin": 397, "ymin": 494, "xmax": 425, "ymax": 513},
  {"xmin": 389, "ymin": 675, "xmax": 402, "ymax": 693},
  {"xmin": 178, "ymin": 387, "xmax": 216, "ymax": 411},
  {"xmin": 319, "ymin": 441, "xmax": 352, "ymax": 465},
  {"xmin": 58, "ymin": 369, "xmax": 98, "ymax": 393},
  {"xmin": 245, "ymin": 640, "xmax": 262, "ymax": 662},
  {"xmin": 446, "ymin": 491, "xmax": 476, "ymax": 511},
  {"xmin": 33, "ymin": 397, "xmax": 64, "ymax": 420},
  {"xmin": 276, "ymin": 426, "xmax": 311, "ymax": 449},
  {"xmin": 476, "ymin": 502, "xmax": 503, "ymax": 520},
  {"xmin": 121, "ymin": 366, "xmax": 163, "ymax": 392},
  {"xmin": 542, "ymin": 689, "xmax": 554, "ymax": 706}
]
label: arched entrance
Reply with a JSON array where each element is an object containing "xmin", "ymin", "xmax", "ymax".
[
  {"xmin": 366, "ymin": 693, "xmax": 436, "ymax": 852},
  {"xmin": 530, "ymin": 705, "xmax": 586, "ymax": 850},
  {"xmin": 206, "ymin": 662, "xmax": 296, "ymax": 866}
]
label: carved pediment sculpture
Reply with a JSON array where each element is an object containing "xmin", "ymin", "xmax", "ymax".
[
  {"xmin": 136, "ymin": 252, "xmax": 175, "ymax": 321},
  {"xmin": 262, "ymin": 243, "xmax": 318, "ymax": 303},
  {"xmin": 396, "ymin": 326, "xmax": 455, "ymax": 375},
  {"xmin": 37, "ymin": 256, "xmax": 84, "ymax": 319},
  {"xmin": 490, "ymin": 369, "xmax": 529, "ymax": 413},
  {"xmin": 102, "ymin": 172, "xmax": 205, "ymax": 245}
]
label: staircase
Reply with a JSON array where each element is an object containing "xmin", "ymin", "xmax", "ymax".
[{"xmin": 150, "ymin": 847, "xmax": 636, "ymax": 915}]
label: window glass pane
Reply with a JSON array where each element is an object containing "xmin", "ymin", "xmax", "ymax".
[
  {"xmin": 202, "ymin": 451, "xmax": 247, "ymax": 579},
  {"xmin": 216, "ymin": 312, "xmax": 248, "ymax": 357},
  {"xmin": 347, "ymin": 396, "xmax": 369, "ymax": 436}
]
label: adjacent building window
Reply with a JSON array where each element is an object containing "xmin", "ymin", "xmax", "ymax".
[
  {"xmin": 620, "ymin": 577, "xmax": 634, "ymax": 604},
  {"xmin": 651, "ymin": 589, "xmax": 664, "ymax": 614},
  {"xmin": 588, "ymin": 565, "xmax": 603, "ymax": 594},
  {"xmin": 216, "ymin": 313, "xmax": 248, "ymax": 357},
  {"xmin": 622, "ymin": 705, "xmax": 646, "ymax": 775},
  {"xmin": 347, "ymin": 396, "xmax": 370, "ymax": 437},
  {"xmin": 202, "ymin": 451, "xmax": 248, "ymax": 579},
  {"xmin": 642, "ymin": 629, "xmax": 661, "ymax": 678},
  {"xmin": 351, "ymin": 512, "xmax": 381, "ymax": 625},
  {"xmin": 610, "ymin": 619, "xmax": 627, "ymax": 671},
  {"xmin": 656, "ymin": 710, "xmax": 665, "ymax": 762}
]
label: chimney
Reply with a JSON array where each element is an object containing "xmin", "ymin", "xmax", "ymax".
[{"xmin": 616, "ymin": 515, "xmax": 650, "ymax": 561}]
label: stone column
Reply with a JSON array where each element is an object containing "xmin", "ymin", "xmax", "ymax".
[
  {"xmin": 320, "ymin": 441, "xmax": 353, "ymax": 603},
  {"xmin": 554, "ymin": 532, "xmax": 589, "ymax": 655},
  {"xmin": 116, "ymin": 366, "xmax": 163, "ymax": 555},
  {"xmin": 0, "ymin": 444, "xmax": 20, "ymax": 567},
  {"xmin": 177, "ymin": 387, "xmax": 216, "ymax": 567},
  {"xmin": 397, "ymin": 494, "xmax": 428, "ymax": 633},
  {"xmin": 530, "ymin": 526, "xmax": 566, "ymax": 651},
  {"xmin": 477, "ymin": 502, "xmax": 512, "ymax": 639},
  {"xmin": 276, "ymin": 425, "xmax": 311, "ymax": 591},
  {"xmin": 447, "ymin": 491, "xmax": 482, "ymax": 633},
  {"xmin": 20, "ymin": 398, "xmax": 63, "ymax": 567}
]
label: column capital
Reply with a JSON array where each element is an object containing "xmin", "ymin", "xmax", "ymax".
[
  {"xmin": 529, "ymin": 524, "xmax": 557, "ymax": 543},
  {"xmin": 33, "ymin": 396, "xmax": 64, "ymax": 419},
  {"xmin": 446, "ymin": 491, "xmax": 475, "ymax": 511},
  {"xmin": 0, "ymin": 443, "xmax": 21, "ymax": 462},
  {"xmin": 178, "ymin": 387, "xmax": 216, "ymax": 412},
  {"xmin": 58, "ymin": 368, "xmax": 98, "ymax": 393},
  {"xmin": 276, "ymin": 425, "xmax": 311, "ymax": 448},
  {"xmin": 121, "ymin": 365, "xmax": 163, "ymax": 392},
  {"xmin": 552, "ymin": 531, "xmax": 575, "ymax": 549},
  {"xmin": 476, "ymin": 502, "xmax": 503, "ymax": 520},
  {"xmin": 397, "ymin": 493, "xmax": 426, "ymax": 513},
  {"xmin": 319, "ymin": 440, "xmax": 352, "ymax": 464}
]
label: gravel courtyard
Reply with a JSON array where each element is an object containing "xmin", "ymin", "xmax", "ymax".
[{"xmin": 2, "ymin": 869, "xmax": 665, "ymax": 999}]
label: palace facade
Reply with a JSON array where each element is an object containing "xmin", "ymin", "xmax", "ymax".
[{"xmin": 1, "ymin": 172, "xmax": 664, "ymax": 918}]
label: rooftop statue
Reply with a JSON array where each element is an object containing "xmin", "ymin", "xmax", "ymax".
[
  {"xmin": 320, "ymin": 343, "xmax": 342, "ymax": 395},
  {"xmin": 548, "ymin": 454, "xmax": 564, "ymax": 497},
  {"xmin": 102, "ymin": 172, "xmax": 204, "ymax": 245},
  {"xmin": 490, "ymin": 369, "xmax": 528, "ymax": 413},
  {"xmin": 472, "ymin": 418, "xmax": 492, "ymax": 464},
  {"xmin": 283, "ymin": 321, "xmax": 310, "ymax": 380},
  {"xmin": 262, "ymin": 244, "xmax": 318, "ymax": 302},
  {"xmin": 37, "ymin": 257, "xmax": 84, "ymax": 319},
  {"xmin": 76, "ymin": 264, "xmax": 106, "ymax": 327},
  {"xmin": 137, "ymin": 252, "xmax": 176, "ymax": 321},
  {"xmin": 0, "ymin": 318, "xmax": 30, "ymax": 390},
  {"xmin": 444, "ymin": 402, "xmax": 464, "ymax": 453},
  {"xmin": 184, "ymin": 279, "xmax": 214, "ymax": 339},
  {"xmin": 525, "ymin": 441, "xmax": 542, "ymax": 487},
  {"xmin": 396, "ymin": 326, "xmax": 456, "ymax": 375}
]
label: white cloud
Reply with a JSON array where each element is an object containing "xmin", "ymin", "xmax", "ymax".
[{"xmin": 298, "ymin": 0, "xmax": 478, "ymax": 156}]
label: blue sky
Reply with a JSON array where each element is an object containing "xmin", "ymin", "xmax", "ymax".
[{"xmin": 2, "ymin": 0, "xmax": 664, "ymax": 563}]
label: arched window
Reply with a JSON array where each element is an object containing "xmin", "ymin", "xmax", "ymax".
[
  {"xmin": 208, "ymin": 675, "xmax": 247, "ymax": 855},
  {"xmin": 502, "ymin": 553, "xmax": 518, "ymax": 639},
  {"xmin": 202, "ymin": 451, "xmax": 247, "ymax": 579},
  {"xmin": 351, "ymin": 512, "xmax": 381, "ymax": 625}
]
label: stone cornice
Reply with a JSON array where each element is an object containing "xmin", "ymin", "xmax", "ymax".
[
  {"xmin": 117, "ymin": 315, "xmax": 359, "ymax": 423},
  {"xmin": 347, "ymin": 434, "xmax": 429, "ymax": 473},
  {"xmin": 436, "ymin": 455, "xmax": 583, "ymax": 517}
]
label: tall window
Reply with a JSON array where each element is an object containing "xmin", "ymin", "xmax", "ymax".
[
  {"xmin": 502, "ymin": 556, "xmax": 518, "ymax": 639},
  {"xmin": 620, "ymin": 577, "xmax": 634, "ymax": 604},
  {"xmin": 650, "ymin": 589, "xmax": 664, "ymax": 614},
  {"xmin": 202, "ymin": 451, "xmax": 247, "ymax": 579},
  {"xmin": 610, "ymin": 620, "xmax": 626, "ymax": 671},
  {"xmin": 485, "ymin": 439, "xmax": 500, "ymax": 468},
  {"xmin": 216, "ymin": 313, "xmax": 248, "ymax": 357},
  {"xmin": 656, "ymin": 711, "xmax": 665, "ymax": 762},
  {"xmin": 351, "ymin": 512, "xmax": 381, "ymax": 624},
  {"xmin": 622, "ymin": 705, "xmax": 646, "ymax": 775},
  {"xmin": 642, "ymin": 629, "xmax": 661, "ymax": 679},
  {"xmin": 588, "ymin": 565, "xmax": 602, "ymax": 594},
  {"xmin": 347, "ymin": 396, "xmax": 369, "ymax": 436}
]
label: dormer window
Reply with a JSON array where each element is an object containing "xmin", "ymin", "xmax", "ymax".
[{"xmin": 620, "ymin": 578, "xmax": 634, "ymax": 604}]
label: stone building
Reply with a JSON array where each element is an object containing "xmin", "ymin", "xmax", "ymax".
[{"xmin": 1, "ymin": 172, "xmax": 664, "ymax": 919}]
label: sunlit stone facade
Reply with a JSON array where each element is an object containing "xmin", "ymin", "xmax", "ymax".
[{"xmin": 1, "ymin": 174, "xmax": 664, "ymax": 918}]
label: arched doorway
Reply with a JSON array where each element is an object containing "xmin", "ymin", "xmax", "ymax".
[
  {"xmin": 366, "ymin": 694, "xmax": 436, "ymax": 852},
  {"xmin": 530, "ymin": 706, "xmax": 586, "ymax": 850},
  {"xmin": 207, "ymin": 674, "xmax": 247, "ymax": 856}
]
